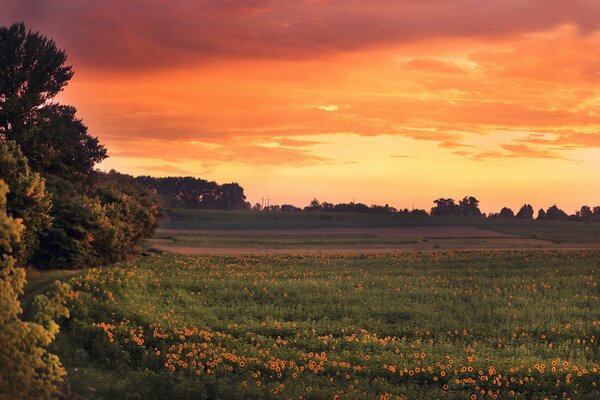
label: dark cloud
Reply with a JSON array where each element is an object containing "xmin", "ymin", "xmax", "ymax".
[{"xmin": 1, "ymin": 0, "xmax": 598, "ymax": 71}]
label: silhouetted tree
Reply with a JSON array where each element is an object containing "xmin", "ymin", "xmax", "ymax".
[
  {"xmin": 545, "ymin": 205, "xmax": 568, "ymax": 221},
  {"xmin": 137, "ymin": 176, "xmax": 248, "ymax": 209},
  {"xmin": 576, "ymin": 206, "xmax": 593, "ymax": 222},
  {"xmin": 0, "ymin": 23, "xmax": 107, "ymax": 180},
  {"xmin": 516, "ymin": 204, "xmax": 534, "ymax": 219},
  {"xmin": 431, "ymin": 198, "xmax": 459, "ymax": 216},
  {"xmin": 459, "ymin": 196, "xmax": 483, "ymax": 217},
  {"xmin": 322, "ymin": 202, "xmax": 334, "ymax": 211},
  {"xmin": 499, "ymin": 207, "xmax": 515, "ymax": 218},
  {"xmin": 537, "ymin": 209, "xmax": 547, "ymax": 220},
  {"xmin": 304, "ymin": 199, "xmax": 322, "ymax": 212},
  {"xmin": 281, "ymin": 204, "xmax": 301, "ymax": 212}
]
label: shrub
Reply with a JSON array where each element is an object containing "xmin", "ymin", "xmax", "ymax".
[{"xmin": 0, "ymin": 180, "xmax": 70, "ymax": 398}]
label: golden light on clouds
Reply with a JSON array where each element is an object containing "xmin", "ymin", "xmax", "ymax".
[{"xmin": 3, "ymin": 0, "xmax": 600, "ymax": 211}]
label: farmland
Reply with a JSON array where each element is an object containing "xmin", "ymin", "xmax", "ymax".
[
  {"xmin": 54, "ymin": 250, "xmax": 600, "ymax": 399},
  {"xmin": 150, "ymin": 210, "xmax": 600, "ymax": 254}
]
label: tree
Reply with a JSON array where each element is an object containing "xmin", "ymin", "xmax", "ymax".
[
  {"xmin": 545, "ymin": 205, "xmax": 568, "ymax": 221},
  {"xmin": 281, "ymin": 204, "xmax": 301, "ymax": 212},
  {"xmin": 499, "ymin": 207, "xmax": 514, "ymax": 218},
  {"xmin": 516, "ymin": 204, "xmax": 534, "ymax": 219},
  {"xmin": 431, "ymin": 198, "xmax": 459, "ymax": 216},
  {"xmin": 137, "ymin": 176, "xmax": 248, "ymax": 209},
  {"xmin": 304, "ymin": 199, "xmax": 322, "ymax": 212},
  {"xmin": 576, "ymin": 206, "xmax": 593, "ymax": 222},
  {"xmin": 0, "ymin": 140, "xmax": 52, "ymax": 265},
  {"xmin": 459, "ymin": 196, "xmax": 483, "ymax": 217},
  {"xmin": 0, "ymin": 23, "xmax": 107, "ymax": 180},
  {"xmin": 34, "ymin": 177, "xmax": 100, "ymax": 269},
  {"xmin": 0, "ymin": 180, "xmax": 70, "ymax": 398},
  {"xmin": 537, "ymin": 208, "xmax": 547, "ymax": 220}
]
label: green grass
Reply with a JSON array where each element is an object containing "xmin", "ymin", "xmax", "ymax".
[
  {"xmin": 161, "ymin": 209, "xmax": 600, "ymax": 245},
  {"xmin": 53, "ymin": 250, "xmax": 600, "ymax": 399}
]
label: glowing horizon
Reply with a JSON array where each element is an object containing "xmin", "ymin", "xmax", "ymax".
[{"xmin": 3, "ymin": 0, "xmax": 600, "ymax": 212}]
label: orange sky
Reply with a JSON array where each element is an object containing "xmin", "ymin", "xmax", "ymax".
[{"xmin": 2, "ymin": 0, "xmax": 600, "ymax": 212}]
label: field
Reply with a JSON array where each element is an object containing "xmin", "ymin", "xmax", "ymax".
[
  {"xmin": 25, "ymin": 210, "xmax": 600, "ymax": 399},
  {"xmin": 150, "ymin": 210, "xmax": 600, "ymax": 254},
  {"xmin": 52, "ymin": 251, "xmax": 599, "ymax": 399}
]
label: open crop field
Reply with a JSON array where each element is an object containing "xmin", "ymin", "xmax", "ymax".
[
  {"xmin": 150, "ymin": 210, "xmax": 600, "ymax": 254},
  {"xmin": 53, "ymin": 250, "xmax": 600, "ymax": 399}
]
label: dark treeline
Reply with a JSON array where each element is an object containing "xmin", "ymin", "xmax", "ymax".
[
  {"xmin": 137, "ymin": 176, "xmax": 249, "ymax": 209},
  {"xmin": 253, "ymin": 196, "xmax": 600, "ymax": 223}
]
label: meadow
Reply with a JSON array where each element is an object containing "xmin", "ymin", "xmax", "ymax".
[{"xmin": 53, "ymin": 250, "xmax": 600, "ymax": 399}]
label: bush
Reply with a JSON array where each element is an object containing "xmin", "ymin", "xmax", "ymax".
[
  {"xmin": 0, "ymin": 140, "xmax": 53, "ymax": 265},
  {"xmin": 0, "ymin": 180, "xmax": 70, "ymax": 398}
]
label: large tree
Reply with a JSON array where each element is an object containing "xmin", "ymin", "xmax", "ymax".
[
  {"xmin": 516, "ymin": 204, "xmax": 534, "ymax": 219},
  {"xmin": 0, "ymin": 22, "xmax": 106, "ymax": 180}
]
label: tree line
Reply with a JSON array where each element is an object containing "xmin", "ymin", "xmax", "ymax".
[
  {"xmin": 0, "ymin": 22, "xmax": 161, "ymax": 397},
  {"xmin": 251, "ymin": 196, "xmax": 600, "ymax": 222},
  {"xmin": 137, "ymin": 176, "xmax": 249, "ymax": 209}
]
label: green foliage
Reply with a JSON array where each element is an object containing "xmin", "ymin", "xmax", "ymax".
[
  {"xmin": 61, "ymin": 251, "xmax": 600, "ymax": 399},
  {"xmin": 35, "ymin": 194, "xmax": 100, "ymax": 269},
  {"xmin": 35, "ymin": 173, "xmax": 161, "ymax": 269},
  {"xmin": 88, "ymin": 171, "xmax": 162, "ymax": 264},
  {"xmin": 0, "ymin": 180, "xmax": 70, "ymax": 399},
  {"xmin": 0, "ymin": 140, "xmax": 53, "ymax": 265}
]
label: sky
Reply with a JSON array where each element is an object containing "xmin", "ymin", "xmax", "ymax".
[{"xmin": 2, "ymin": 0, "xmax": 600, "ymax": 212}]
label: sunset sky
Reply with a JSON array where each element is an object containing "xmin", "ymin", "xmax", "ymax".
[{"xmin": 2, "ymin": 0, "xmax": 600, "ymax": 212}]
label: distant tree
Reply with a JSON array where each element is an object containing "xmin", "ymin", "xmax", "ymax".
[
  {"xmin": 281, "ymin": 204, "xmax": 301, "ymax": 212},
  {"xmin": 459, "ymin": 196, "xmax": 483, "ymax": 217},
  {"xmin": 516, "ymin": 204, "xmax": 534, "ymax": 219},
  {"xmin": 545, "ymin": 205, "xmax": 568, "ymax": 221},
  {"xmin": 537, "ymin": 208, "xmax": 547, "ymax": 220},
  {"xmin": 0, "ymin": 23, "xmax": 107, "ymax": 180},
  {"xmin": 137, "ymin": 176, "xmax": 248, "ymax": 209},
  {"xmin": 352, "ymin": 203, "xmax": 369, "ymax": 213},
  {"xmin": 252, "ymin": 203, "xmax": 262, "ymax": 212},
  {"xmin": 0, "ymin": 180, "xmax": 70, "ymax": 398},
  {"xmin": 410, "ymin": 209, "xmax": 429, "ymax": 216},
  {"xmin": 304, "ymin": 199, "xmax": 322, "ymax": 212},
  {"xmin": 431, "ymin": 198, "xmax": 459, "ymax": 216},
  {"xmin": 321, "ymin": 202, "xmax": 334, "ymax": 211},
  {"xmin": 593, "ymin": 206, "xmax": 600, "ymax": 220},
  {"xmin": 576, "ymin": 206, "xmax": 593, "ymax": 222},
  {"xmin": 0, "ymin": 140, "xmax": 52, "ymax": 264},
  {"xmin": 499, "ymin": 207, "xmax": 515, "ymax": 218}
]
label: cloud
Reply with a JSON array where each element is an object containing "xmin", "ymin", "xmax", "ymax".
[
  {"xmin": 133, "ymin": 165, "xmax": 196, "ymax": 175},
  {"xmin": 390, "ymin": 154, "xmax": 418, "ymax": 159},
  {"xmin": 2, "ymin": 0, "xmax": 600, "ymax": 71},
  {"xmin": 108, "ymin": 139, "xmax": 330, "ymax": 167},
  {"xmin": 4, "ymin": 1, "xmax": 600, "ymax": 170}
]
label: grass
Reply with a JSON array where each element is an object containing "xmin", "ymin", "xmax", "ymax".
[
  {"xmin": 161, "ymin": 209, "xmax": 600, "ymax": 245},
  {"xmin": 52, "ymin": 250, "xmax": 600, "ymax": 399}
]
